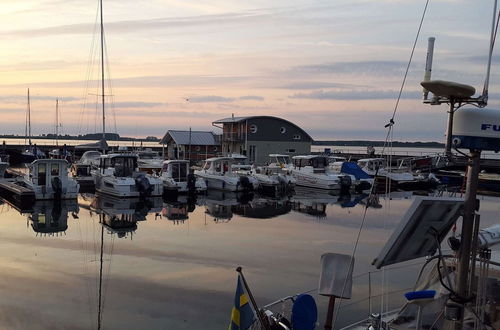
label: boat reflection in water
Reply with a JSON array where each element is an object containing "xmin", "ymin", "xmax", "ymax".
[
  {"xmin": 28, "ymin": 199, "xmax": 79, "ymax": 236},
  {"xmin": 161, "ymin": 194, "xmax": 197, "ymax": 224},
  {"xmin": 90, "ymin": 193, "xmax": 162, "ymax": 238},
  {"xmin": 291, "ymin": 187, "xmax": 368, "ymax": 218},
  {"xmin": 203, "ymin": 190, "xmax": 254, "ymax": 223},
  {"xmin": 232, "ymin": 195, "xmax": 292, "ymax": 219}
]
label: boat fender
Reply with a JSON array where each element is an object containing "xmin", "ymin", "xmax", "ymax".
[
  {"xmin": 291, "ymin": 294, "xmax": 317, "ymax": 330},
  {"xmin": 51, "ymin": 176, "xmax": 62, "ymax": 199}
]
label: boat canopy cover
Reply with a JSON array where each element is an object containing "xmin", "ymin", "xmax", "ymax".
[
  {"xmin": 341, "ymin": 162, "xmax": 372, "ymax": 179},
  {"xmin": 75, "ymin": 139, "xmax": 109, "ymax": 150},
  {"xmin": 291, "ymin": 294, "xmax": 317, "ymax": 330}
]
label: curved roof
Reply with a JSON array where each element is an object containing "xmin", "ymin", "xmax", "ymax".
[{"xmin": 212, "ymin": 116, "xmax": 313, "ymax": 141}]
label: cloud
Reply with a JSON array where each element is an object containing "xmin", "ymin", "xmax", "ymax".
[
  {"xmin": 289, "ymin": 89, "xmax": 421, "ymax": 100},
  {"xmin": 0, "ymin": 95, "xmax": 79, "ymax": 102},
  {"xmin": 238, "ymin": 95, "xmax": 264, "ymax": 101},
  {"xmin": 291, "ymin": 60, "xmax": 410, "ymax": 76},
  {"xmin": 111, "ymin": 101, "xmax": 165, "ymax": 108},
  {"xmin": 187, "ymin": 95, "xmax": 234, "ymax": 103},
  {"xmin": 278, "ymin": 82, "xmax": 361, "ymax": 90}
]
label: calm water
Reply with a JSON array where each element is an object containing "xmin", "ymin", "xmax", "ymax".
[{"xmin": 0, "ymin": 189, "xmax": 499, "ymax": 329}]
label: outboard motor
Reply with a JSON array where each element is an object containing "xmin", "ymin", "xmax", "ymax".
[
  {"xmin": 135, "ymin": 174, "xmax": 153, "ymax": 197},
  {"xmin": 339, "ymin": 175, "xmax": 352, "ymax": 194},
  {"xmin": 51, "ymin": 176, "xmax": 62, "ymax": 200},
  {"xmin": 187, "ymin": 171, "xmax": 197, "ymax": 195},
  {"xmin": 238, "ymin": 176, "xmax": 253, "ymax": 191}
]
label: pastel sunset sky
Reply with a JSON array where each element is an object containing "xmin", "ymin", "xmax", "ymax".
[{"xmin": 0, "ymin": 0, "xmax": 498, "ymax": 141}]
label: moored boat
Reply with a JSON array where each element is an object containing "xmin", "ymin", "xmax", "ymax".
[
  {"xmin": 290, "ymin": 155, "xmax": 353, "ymax": 192},
  {"xmin": 15, "ymin": 159, "xmax": 79, "ymax": 200},
  {"xmin": 91, "ymin": 153, "xmax": 163, "ymax": 198},
  {"xmin": 194, "ymin": 157, "xmax": 258, "ymax": 192},
  {"xmin": 160, "ymin": 159, "xmax": 207, "ymax": 194}
]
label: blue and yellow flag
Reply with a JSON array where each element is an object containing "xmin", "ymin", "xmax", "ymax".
[{"xmin": 229, "ymin": 275, "xmax": 256, "ymax": 330}]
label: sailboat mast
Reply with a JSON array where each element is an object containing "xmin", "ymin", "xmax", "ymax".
[
  {"xmin": 28, "ymin": 88, "xmax": 32, "ymax": 146},
  {"xmin": 55, "ymin": 99, "xmax": 59, "ymax": 147},
  {"xmin": 100, "ymin": 0, "xmax": 106, "ymax": 154}
]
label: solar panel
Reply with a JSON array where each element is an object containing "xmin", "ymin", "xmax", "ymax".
[{"xmin": 372, "ymin": 196, "xmax": 464, "ymax": 269}]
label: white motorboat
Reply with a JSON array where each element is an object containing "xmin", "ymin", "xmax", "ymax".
[
  {"xmin": 160, "ymin": 159, "xmax": 207, "ymax": 194},
  {"xmin": 71, "ymin": 150, "xmax": 101, "ymax": 177},
  {"xmin": 91, "ymin": 153, "xmax": 163, "ymax": 198},
  {"xmin": 290, "ymin": 155, "xmax": 353, "ymax": 191},
  {"xmin": 248, "ymin": 165, "xmax": 296, "ymax": 194},
  {"xmin": 15, "ymin": 159, "xmax": 79, "ymax": 200},
  {"xmin": 240, "ymin": 154, "xmax": 296, "ymax": 194},
  {"xmin": 357, "ymin": 157, "xmax": 415, "ymax": 182},
  {"xmin": 357, "ymin": 157, "xmax": 439, "ymax": 190},
  {"xmin": 194, "ymin": 157, "xmax": 258, "ymax": 192},
  {"xmin": 135, "ymin": 148, "xmax": 163, "ymax": 174}
]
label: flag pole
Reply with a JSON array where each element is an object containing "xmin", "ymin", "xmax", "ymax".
[{"xmin": 236, "ymin": 267, "xmax": 271, "ymax": 330}]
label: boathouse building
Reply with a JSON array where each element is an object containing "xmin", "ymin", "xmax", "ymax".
[
  {"xmin": 212, "ymin": 116, "xmax": 312, "ymax": 164},
  {"xmin": 159, "ymin": 130, "xmax": 220, "ymax": 162}
]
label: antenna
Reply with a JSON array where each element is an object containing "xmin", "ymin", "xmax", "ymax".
[
  {"xmin": 482, "ymin": 0, "xmax": 498, "ymax": 103},
  {"xmin": 422, "ymin": 37, "xmax": 435, "ymax": 100}
]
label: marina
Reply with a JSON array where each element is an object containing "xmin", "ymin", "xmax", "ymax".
[{"xmin": 2, "ymin": 0, "xmax": 500, "ymax": 329}]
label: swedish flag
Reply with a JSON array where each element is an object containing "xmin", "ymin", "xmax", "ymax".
[{"xmin": 229, "ymin": 275, "xmax": 256, "ymax": 330}]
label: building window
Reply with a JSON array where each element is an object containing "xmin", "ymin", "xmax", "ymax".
[
  {"xmin": 249, "ymin": 124, "xmax": 258, "ymax": 134},
  {"xmin": 293, "ymin": 134, "xmax": 301, "ymax": 140},
  {"xmin": 286, "ymin": 148, "xmax": 296, "ymax": 153},
  {"xmin": 280, "ymin": 127, "xmax": 286, "ymax": 134}
]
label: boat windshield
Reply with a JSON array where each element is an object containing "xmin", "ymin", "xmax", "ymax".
[
  {"xmin": 276, "ymin": 156, "xmax": 290, "ymax": 165},
  {"xmin": 112, "ymin": 157, "xmax": 136, "ymax": 177},
  {"xmin": 172, "ymin": 163, "xmax": 188, "ymax": 182}
]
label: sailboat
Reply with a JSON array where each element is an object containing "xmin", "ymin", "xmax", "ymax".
[
  {"xmin": 21, "ymin": 88, "xmax": 45, "ymax": 163},
  {"xmin": 48, "ymin": 99, "xmax": 70, "ymax": 160},
  {"xmin": 89, "ymin": 0, "xmax": 162, "ymax": 198}
]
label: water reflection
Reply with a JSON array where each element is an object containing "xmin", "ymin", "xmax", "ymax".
[
  {"xmin": 232, "ymin": 196, "xmax": 292, "ymax": 219},
  {"xmin": 290, "ymin": 187, "xmax": 368, "ymax": 218},
  {"xmin": 28, "ymin": 199, "xmax": 79, "ymax": 236},
  {"xmin": 161, "ymin": 195, "xmax": 197, "ymax": 224},
  {"xmin": 89, "ymin": 194, "xmax": 162, "ymax": 238},
  {"xmin": 203, "ymin": 190, "xmax": 254, "ymax": 223}
]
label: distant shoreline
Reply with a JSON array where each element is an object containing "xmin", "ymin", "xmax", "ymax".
[
  {"xmin": 0, "ymin": 133, "xmax": 159, "ymax": 142},
  {"xmin": 312, "ymin": 140, "xmax": 445, "ymax": 148}
]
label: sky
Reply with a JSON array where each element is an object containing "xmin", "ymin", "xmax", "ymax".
[{"xmin": 0, "ymin": 0, "xmax": 499, "ymax": 141}]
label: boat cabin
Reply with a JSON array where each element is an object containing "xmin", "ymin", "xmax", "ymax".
[
  {"xmin": 162, "ymin": 160, "xmax": 189, "ymax": 182},
  {"xmin": 27, "ymin": 159, "xmax": 70, "ymax": 186},
  {"xmin": 357, "ymin": 158, "xmax": 386, "ymax": 171},
  {"xmin": 98, "ymin": 154, "xmax": 138, "ymax": 177},
  {"xmin": 202, "ymin": 157, "xmax": 235, "ymax": 175},
  {"xmin": 292, "ymin": 155, "xmax": 329, "ymax": 173},
  {"xmin": 269, "ymin": 154, "xmax": 291, "ymax": 167}
]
